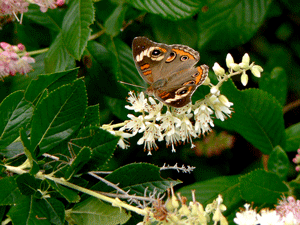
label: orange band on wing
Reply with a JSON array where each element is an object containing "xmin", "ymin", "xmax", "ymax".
[
  {"xmin": 143, "ymin": 70, "xmax": 152, "ymax": 76},
  {"xmin": 173, "ymin": 49, "xmax": 195, "ymax": 60},
  {"xmin": 158, "ymin": 47, "xmax": 167, "ymax": 53},
  {"xmin": 140, "ymin": 63, "xmax": 150, "ymax": 70},
  {"xmin": 159, "ymin": 91, "xmax": 170, "ymax": 99},
  {"xmin": 195, "ymin": 67, "xmax": 204, "ymax": 84}
]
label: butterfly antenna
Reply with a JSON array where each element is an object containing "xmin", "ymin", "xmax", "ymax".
[{"xmin": 119, "ymin": 81, "xmax": 145, "ymax": 89}]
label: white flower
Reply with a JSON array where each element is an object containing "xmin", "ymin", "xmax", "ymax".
[
  {"xmin": 256, "ymin": 209, "xmax": 283, "ymax": 225},
  {"xmin": 251, "ymin": 65, "xmax": 263, "ymax": 78},
  {"xmin": 125, "ymin": 91, "xmax": 148, "ymax": 112},
  {"xmin": 108, "ymin": 130, "xmax": 133, "ymax": 149},
  {"xmin": 218, "ymin": 95, "xmax": 234, "ymax": 108},
  {"xmin": 173, "ymin": 103, "xmax": 192, "ymax": 115},
  {"xmin": 212, "ymin": 62, "xmax": 225, "ymax": 76},
  {"xmin": 241, "ymin": 72, "xmax": 249, "ymax": 86},
  {"xmin": 210, "ymin": 86, "xmax": 220, "ymax": 96},
  {"xmin": 119, "ymin": 114, "xmax": 146, "ymax": 135},
  {"xmin": 178, "ymin": 114, "xmax": 196, "ymax": 147},
  {"xmin": 158, "ymin": 111, "xmax": 181, "ymax": 135},
  {"xmin": 194, "ymin": 103, "xmax": 214, "ymax": 135},
  {"xmin": 239, "ymin": 53, "xmax": 250, "ymax": 69},
  {"xmin": 165, "ymin": 131, "xmax": 181, "ymax": 152},
  {"xmin": 208, "ymin": 95, "xmax": 233, "ymax": 121},
  {"xmin": 137, "ymin": 122, "xmax": 163, "ymax": 154},
  {"xmin": 226, "ymin": 53, "xmax": 234, "ymax": 68},
  {"xmin": 234, "ymin": 204, "xmax": 258, "ymax": 225},
  {"xmin": 144, "ymin": 96, "xmax": 163, "ymax": 119}
]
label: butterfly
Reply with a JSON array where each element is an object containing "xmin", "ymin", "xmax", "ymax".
[{"xmin": 132, "ymin": 37, "xmax": 209, "ymax": 108}]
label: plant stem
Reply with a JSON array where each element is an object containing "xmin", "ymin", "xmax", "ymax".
[{"xmin": 4, "ymin": 164, "xmax": 147, "ymax": 217}]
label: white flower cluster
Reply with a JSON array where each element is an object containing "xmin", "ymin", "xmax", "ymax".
[
  {"xmin": 234, "ymin": 203, "xmax": 298, "ymax": 225},
  {"xmin": 104, "ymin": 53, "xmax": 262, "ymax": 155},
  {"xmin": 108, "ymin": 89, "xmax": 232, "ymax": 155}
]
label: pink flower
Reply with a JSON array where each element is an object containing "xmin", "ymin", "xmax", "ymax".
[
  {"xmin": 276, "ymin": 196, "xmax": 300, "ymax": 223},
  {"xmin": 0, "ymin": 42, "xmax": 35, "ymax": 78}
]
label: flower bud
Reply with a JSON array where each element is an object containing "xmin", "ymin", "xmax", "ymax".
[
  {"xmin": 202, "ymin": 76, "xmax": 210, "ymax": 85},
  {"xmin": 241, "ymin": 72, "xmax": 249, "ymax": 86},
  {"xmin": 210, "ymin": 86, "xmax": 220, "ymax": 95},
  {"xmin": 226, "ymin": 53, "xmax": 234, "ymax": 68},
  {"xmin": 242, "ymin": 53, "xmax": 250, "ymax": 66},
  {"xmin": 218, "ymin": 95, "xmax": 233, "ymax": 108},
  {"xmin": 251, "ymin": 65, "xmax": 263, "ymax": 77},
  {"xmin": 212, "ymin": 62, "xmax": 225, "ymax": 76}
]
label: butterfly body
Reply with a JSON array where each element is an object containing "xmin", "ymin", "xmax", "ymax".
[{"xmin": 132, "ymin": 37, "xmax": 209, "ymax": 108}]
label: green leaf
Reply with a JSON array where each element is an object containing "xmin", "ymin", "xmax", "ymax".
[
  {"xmin": 24, "ymin": 4, "xmax": 63, "ymax": 32},
  {"xmin": 90, "ymin": 163, "xmax": 181, "ymax": 196},
  {"xmin": 25, "ymin": 68, "xmax": 78, "ymax": 103},
  {"xmin": 268, "ymin": 146, "xmax": 289, "ymax": 180},
  {"xmin": 7, "ymin": 196, "xmax": 65, "ymax": 225},
  {"xmin": 109, "ymin": 38, "xmax": 146, "ymax": 91},
  {"xmin": 84, "ymin": 41, "xmax": 128, "ymax": 99},
  {"xmin": 127, "ymin": 0, "xmax": 201, "ymax": 20},
  {"xmin": 62, "ymin": 0, "xmax": 94, "ymax": 59},
  {"xmin": 0, "ymin": 91, "xmax": 33, "ymax": 150},
  {"xmin": 0, "ymin": 177, "xmax": 24, "ymax": 206},
  {"xmin": 198, "ymin": 0, "xmax": 272, "ymax": 49},
  {"xmin": 285, "ymin": 122, "xmax": 300, "ymax": 152},
  {"xmin": 259, "ymin": 67, "xmax": 287, "ymax": 106},
  {"xmin": 16, "ymin": 173, "xmax": 38, "ymax": 196},
  {"xmin": 64, "ymin": 147, "xmax": 91, "ymax": 180},
  {"xmin": 44, "ymin": 32, "xmax": 75, "ymax": 73},
  {"xmin": 151, "ymin": 15, "xmax": 198, "ymax": 48},
  {"xmin": 47, "ymin": 180, "xmax": 80, "ymax": 203},
  {"xmin": 216, "ymin": 80, "xmax": 285, "ymax": 154},
  {"xmin": 239, "ymin": 169, "xmax": 288, "ymax": 204},
  {"xmin": 82, "ymin": 105, "xmax": 100, "ymax": 127},
  {"xmin": 104, "ymin": 4, "xmax": 128, "ymax": 37},
  {"xmin": 30, "ymin": 79, "xmax": 87, "ymax": 154},
  {"xmin": 20, "ymin": 128, "xmax": 39, "ymax": 175},
  {"xmin": 72, "ymin": 127, "xmax": 119, "ymax": 171},
  {"xmin": 69, "ymin": 197, "xmax": 130, "ymax": 225},
  {"xmin": 178, "ymin": 175, "xmax": 242, "ymax": 210}
]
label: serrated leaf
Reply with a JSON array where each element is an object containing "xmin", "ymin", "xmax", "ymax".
[
  {"xmin": 178, "ymin": 175, "xmax": 242, "ymax": 210},
  {"xmin": 259, "ymin": 67, "xmax": 287, "ymax": 106},
  {"xmin": 90, "ymin": 163, "xmax": 181, "ymax": 196},
  {"xmin": 104, "ymin": 4, "xmax": 128, "ymax": 37},
  {"xmin": 285, "ymin": 122, "xmax": 300, "ymax": 152},
  {"xmin": 7, "ymin": 196, "xmax": 65, "ymax": 225},
  {"xmin": 198, "ymin": 0, "xmax": 272, "ymax": 49},
  {"xmin": 62, "ymin": 0, "xmax": 94, "ymax": 59},
  {"xmin": 72, "ymin": 127, "xmax": 119, "ymax": 171},
  {"xmin": 82, "ymin": 105, "xmax": 100, "ymax": 127},
  {"xmin": 0, "ymin": 177, "xmax": 24, "ymax": 206},
  {"xmin": 216, "ymin": 80, "xmax": 285, "ymax": 154},
  {"xmin": 268, "ymin": 146, "xmax": 289, "ymax": 180},
  {"xmin": 69, "ymin": 197, "xmax": 130, "ymax": 225},
  {"xmin": 16, "ymin": 173, "xmax": 38, "ymax": 196},
  {"xmin": 239, "ymin": 169, "xmax": 288, "ymax": 204},
  {"xmin": 0, "ymin": 91, "xmax": 33, "ymax": 150},
  {"xmin": 31, "ymin": 79, "xmax": 87, "ymax": 154},
  {"xmin": 25, "ymin": 68, "xmax": 78, "ymax": 103},
  {"xmin": 44, "ymin": 32, "xmax": 75, "ymax": 73},
  {"xmin": 64, "ymin": 147, "xmax": 91, "ymax": 180},
  {"xmin": 127, "ymin": 0, "xmax": 201, "ymax": 20},
  {"xmin": 47, "ymin": 180, "xmax": 80, "ymax": 203}
]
